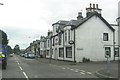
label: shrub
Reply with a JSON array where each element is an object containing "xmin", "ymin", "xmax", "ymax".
[{"xmin": 82, "ymin": 57, "xmax": 90, "ymax": 62}]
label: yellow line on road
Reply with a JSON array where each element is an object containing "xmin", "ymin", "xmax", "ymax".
[{"xmin": 96, "ymin": 68, "xmax": 113, "ymax": 78}]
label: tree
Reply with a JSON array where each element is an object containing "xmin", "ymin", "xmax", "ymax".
[
  {"xmin": 14, "ymin": 44, "xmax": 20, "ymax": 55},
  {"xmin": 7, "ymin": 45, "xmax": 13, "ymax": 54},
  {"xmin": 0, "ymin": 29, "xmax": 8, "ymax": 45}
]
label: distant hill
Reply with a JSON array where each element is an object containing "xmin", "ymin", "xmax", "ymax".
[{"xmin": 20, "ymin": 49, "xmax": 25, "ymax": 51}]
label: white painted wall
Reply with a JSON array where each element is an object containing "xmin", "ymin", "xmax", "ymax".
[
  {"xmin": 58, "ymin": 33, "xmax": 64, "ymax": 60},
  {"xmin": 75, "ymin": 16, "xmax": 114, "ymax": 62},
  {"xmin": 46, "ymin": 39, "xmax": 50, "ymax": 58},
  {"xmin": 52, "ymin": 24, "xmax": 59, "ymax": 59},
  {"xmin": 118, "ymin": 1, "xmax": 120, "ymax": 57},
  {"xmin": 112, "ymin": 25, "xmax": 118, "ymax": 46},
  {"xmin": 63, "ymin": 26, "xmax": 75, "ymax": 61}
]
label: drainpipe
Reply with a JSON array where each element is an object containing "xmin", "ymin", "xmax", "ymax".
[
  {"xmin": 113, "ymin": 31, "xmax": 115, "ymax": 61},
  {"xmin": 74, "ymin": 29, "xmax": 76, "ymax": 63},
  {"xmin": 49, "ymin": 36, "xmax": 52, "ymax": 63},
  {"xmin": 63, "ymin": 31, "xmax": 64, "ymax": 60}
]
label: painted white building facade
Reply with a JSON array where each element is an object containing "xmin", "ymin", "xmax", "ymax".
[
  {"xmin": 53, "ymin": 4, "xmax": 115, "ymax": 62},
  {"xmin": 75, "ymin": 15, "xmax": 114, "ymax": 62},
  {"xmin": 52, "ymin": 21, "xmax": 68, "ymax": 60},
  {"xmin": 118, "ymin": 1, "xmax": 120, "ymax": 58},
  {"xmin": 40, "ymin": 37, "xmax": 46, "ymax": 58}
]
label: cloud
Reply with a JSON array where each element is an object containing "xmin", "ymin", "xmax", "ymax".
[{"xmin": 0, "ymin": 0, "xmax": 119, "ymax": 49}]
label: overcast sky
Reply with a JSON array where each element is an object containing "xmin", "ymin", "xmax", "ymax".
[{"xmin": 0, "ymin": 0, "xmax": 119, "ymax": 49}]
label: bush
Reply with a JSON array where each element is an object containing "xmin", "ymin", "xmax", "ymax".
[{"xmin": 82, "ymin": 57, "xmax": 90, "ymax": 62}]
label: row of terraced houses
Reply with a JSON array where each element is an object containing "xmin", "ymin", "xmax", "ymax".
[{"xmin": 25, "ymin": 3, "xmax": 120, "ymax": 62}]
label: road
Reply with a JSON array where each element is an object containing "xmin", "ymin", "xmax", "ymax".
[{"xmin": 1, "ymin": 55, "xmax": 118, "ymax": 79}]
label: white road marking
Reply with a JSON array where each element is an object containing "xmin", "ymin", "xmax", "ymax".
[
  {"xmin": 75, "ymin": 70, "xmax": 79, "ymax": 72},
  {"xmin": 62, "ymin": 67, "xmax": 66, "ymax": 69},
  {"xmin": 70, "ymin": 69, "xmax": 73, "ymax": 71},
  {"xmin": 19, "ymin": 66, "xmax": 23, "ymax": 70},
  {"xmin": 80, "ymin": 72, "xmax": 85, "ymax": 74},
  {"xmin": 17, "ymin": 62, "xmax": 20, "ymax": 65},
  {"xmin": 23, "ymin": 72, "xmax": 29, "ymax": 79},
  {"xmin": 86, "ymin": 72, "xmax": 92, "ymax": 74},
  {"xmin": 80, "ymin": 70, "xmax": 85, "ymax": 72}
]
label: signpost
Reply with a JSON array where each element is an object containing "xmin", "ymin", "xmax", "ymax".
[
  {"xmin": 105, "ymin": 47, "xmax": 111, "ymax": 75},
  {"xmin": 106, "ymin": 56, "xmax": 110, "ymax": 75}
]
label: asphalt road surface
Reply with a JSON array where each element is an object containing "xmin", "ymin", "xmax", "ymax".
[{"xmin": 2, "ymin": 55, "xmax": 118, "ymax": 79}]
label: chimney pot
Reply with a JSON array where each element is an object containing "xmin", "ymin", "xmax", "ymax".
[
  {"xmin": 90, "ymin": 3, "xmax": 92, "ymax": 8},
  {"xmin": 96, "ymin": 4, "xmax": 98, "ymax": 9},
  {"xmin": 77, "ymin": 12, "xmax": 83, "ymax": 20},
  {"xmin": 93, "ymin": 4, "xmax": 95, "ymax": 8}
]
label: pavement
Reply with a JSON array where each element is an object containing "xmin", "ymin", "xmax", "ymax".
[{"xmin": 36, "ymin": 57, "xmax": 119, "ymax": 79}]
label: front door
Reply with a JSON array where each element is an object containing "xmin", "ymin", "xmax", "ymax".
[{"xmin": 55, "ymin": 48, "xmax": 57, "ymax": 60}]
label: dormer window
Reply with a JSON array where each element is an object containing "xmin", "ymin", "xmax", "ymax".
[
  {"xmin": 65, "ymin": 30, "xmax": 67, "ymax": 41},
  {"xmin": 59, "ymin": 33, "xmax": 62, "ymax": 45},
  {"xmin": 68, "ymin": 30, "xmax": 70, "ymax": 41},
  {"xmin": 48, "ymin": 40, "xmax": 49, "ymax": 47}
]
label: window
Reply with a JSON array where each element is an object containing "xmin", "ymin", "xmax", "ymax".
[
  {"xmin": 103, "ymin": 33, "xmax": 108, "ymax": 41},
  {"xmin": 47, "ymin": 50, "xmax": 49, "ymax": 56},
  {"xmin": 105, "ymin": 47, "xmax": 111, "ymax": 58},
  {"xmin": 66, "ymin": 47, "xmax": 72, "ymax": 58},
  {"xmin": 59, "ymin": 48, "xmax": 64, "ymax": 57},
  {"xmin": 53, "ymin": 38, "xmax": 54, "ymax": 46},
  {"xmin": 65, "ymin": 31, "xmax": 67, "ymax": 41},
  {"xmin": 114, "ymin": 48, "xmax": 119, "ymax": 57},
  {"xmin": 48, "ymin": 40, "xmax": 49, "ymax": 47},
  {"xmin": 59, "ymin": 34, "xmax": 62, "ymax": 45},
  {"xmin": 68, "ymin": 30, "xmax": 70, "ymax": 41}
]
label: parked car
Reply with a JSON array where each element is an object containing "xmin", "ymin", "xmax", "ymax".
[
  {"xmin": 9, "ymin": 54, "xmax": 13, "ymax": 57},
  {"xmin": 21, "ymin": 53, "xmax": 25, "ymax": 57},
  {"xmin": 24, "ymin": 53, "xmax": 28, "ymax": 58},
  {"xmin": 27, "ymin": 53, "xmax": 35, "ymax": 58},
  {"xmin": 24, "ymin": 52, "xmax": 35, "ymax": 58},
  {"xmin": 20, "ymin": 53, "xmax": 25, "ymax": 57}
]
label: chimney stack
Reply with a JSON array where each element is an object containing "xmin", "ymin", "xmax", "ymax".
[
  {"xmin": 86, "ymin": 3, "xmax": 102, "ymax": 17},
  {"xmin": 77, "ymin": 12, "xmax": 83, "ymax": 20}
]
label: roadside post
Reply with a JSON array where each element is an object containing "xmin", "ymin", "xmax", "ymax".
[{"xmin": 106, "ymin": 52, "xmax": 110, "ymax": 75}]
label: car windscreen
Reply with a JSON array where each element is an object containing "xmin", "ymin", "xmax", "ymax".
[{"xmin": 29, "ymin": 54, "xmax": 35, "ymax": 56}]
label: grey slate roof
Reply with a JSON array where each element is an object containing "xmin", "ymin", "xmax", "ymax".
[
  {"xmin": 65, "ymin": 20, "xmax": 77, "ymax": 26},
  {"xmin": 71, "ymin": 12, "xmax": 115, "ymax": 31},
  {"xmin": 40, "ymin": 37, "xmax": 46, "ymax": 42},
  {"xmin": 46, "ymin": 34, "xmax": 53, "ymax": 39},
  {"xmin": 52, "ymin": 20, "xmax": 69, "ymax": 26}
]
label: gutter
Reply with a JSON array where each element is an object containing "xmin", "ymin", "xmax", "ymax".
[
  {"xmin": 74, "ymin": 29, "xmax": 76, "ymax": 63},
  {"xmin": 63, "ymin": 32, "xmax": 65, "ymax": 60},
  {"xmin": 113, "ymin": 31, "xmax": 115, "ymax": 61}
]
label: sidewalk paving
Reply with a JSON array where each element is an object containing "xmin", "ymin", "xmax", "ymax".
[
  {"xmin": 36, "ymin": 57, "xmax": 119, "ymax": 79},
  {"xmin": 95, "ymin": 60, "xmax": 119, "ymax": 79},
  {"xmin": 95, "ymin": 68, "xmax": 119, "ymax": 78},
  {"xmin": 36, "ymin": 57, "xmax": 76, "ymax": 65}
]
